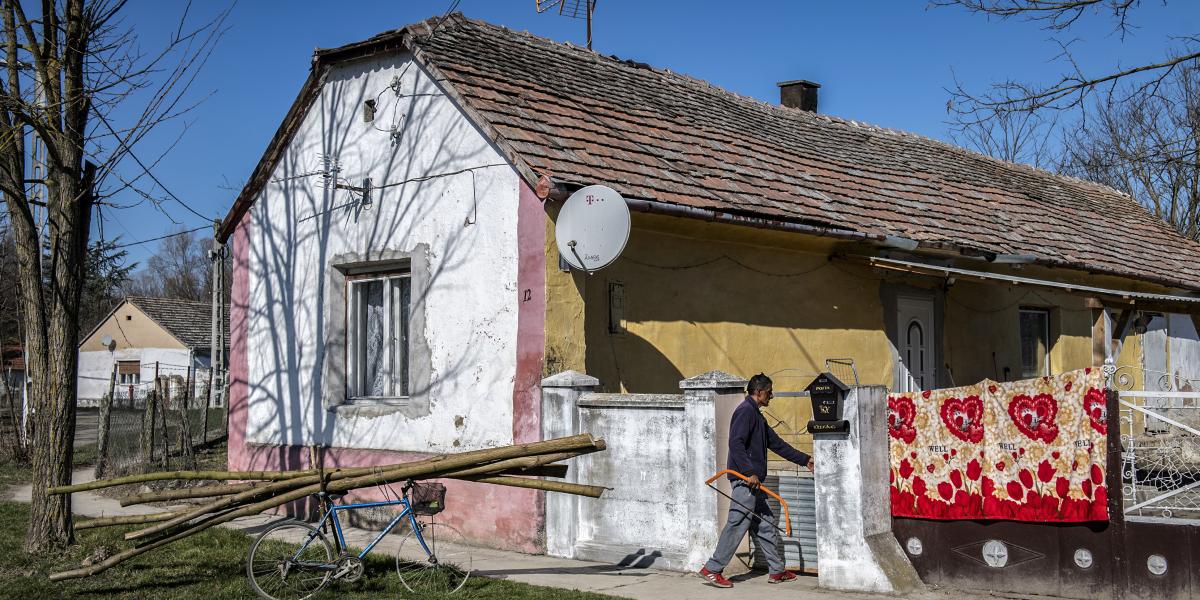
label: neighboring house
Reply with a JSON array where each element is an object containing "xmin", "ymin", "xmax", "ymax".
[
  {"xmin": 1, "ymin": 345, "xmax": 27, "ymax": 413},
  {"xmin": 77, "ymin": 297, "xmax": 228, "ymax": 407},
  {"xmin": 217, "ymin": 14, "xmax": 1200, "ymax": 553}
]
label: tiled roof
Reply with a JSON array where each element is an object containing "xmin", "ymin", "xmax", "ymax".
[
  {"xmin": 221, "ymin": 13, "xmax": 1200, "ymax": 292},
  {"xmin": 127, "ymin": 297, "xmax": 228, "ymax": 350},
  {"xmin": 401, "ymin": 15, "xmax": 1200, "ymax": 290}
]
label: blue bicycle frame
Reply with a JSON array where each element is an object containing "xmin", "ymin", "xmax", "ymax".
[{"xmin": 292, "ymin": 493, "xmax": 433, "ymax": 565}]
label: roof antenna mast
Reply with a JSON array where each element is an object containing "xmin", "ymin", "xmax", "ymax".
[{"xmin": 536, "ymin": 0, "xmax": 597, "ymax": 50}]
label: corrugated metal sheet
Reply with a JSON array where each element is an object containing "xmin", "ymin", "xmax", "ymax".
[{"xmin": 751, "ymin": 474, "xmax": 818, "ymax": 572}]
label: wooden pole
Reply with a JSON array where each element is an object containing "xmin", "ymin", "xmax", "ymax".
[
  {"xmin": 94, "ymin": 363, "xmax": 117, "ymax": 479},
  {"xmin": 140, "ymin": 363, "xmax": 158, "ymax": 472},
  {"xmin": 51, "ymin": 436, "xmax": 607, "ymax": 580},
  {"xmin": 50, "ymin": 468, "xmax": 317, "ymax": 495},
  {"xmin": 75, "ymin": 511, "xmax": 183, "ymax": 530},
  {"xmin": 157, "ymin": 373, "xmax": 169, "ymax": 469},
  {"xmin": 119, "ymin": 481, "xmax": 263, "ymax": 506},
  {"xmin": 177, "ymin": 366, "xmax": 195, "ymax": 469},
  {"xmin": 124, "ymin": 435, "xmax": 603, "ymax": 541}
]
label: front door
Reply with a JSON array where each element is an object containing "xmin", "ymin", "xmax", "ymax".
[{"xmin": 896, "ymin": 296, "xmax": 937, "ymax": 392}]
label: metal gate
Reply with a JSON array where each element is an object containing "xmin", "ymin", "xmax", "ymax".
[{"xmin": 1118, "ymin": 388, "xmax": 1200, "ymax": 520}]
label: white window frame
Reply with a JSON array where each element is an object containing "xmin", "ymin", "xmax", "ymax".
[
  {"xmin": 346, "ymin": 270, "xmax": 411, "ymax": 402},
  {"xmin": 1019, "ymin": 308, "xmax": 1052, "ymax": 378}
]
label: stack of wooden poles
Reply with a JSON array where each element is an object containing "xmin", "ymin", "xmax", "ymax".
[{"xmin": 47, "ymin": 433, "xmax": 607, "ymax": 581}]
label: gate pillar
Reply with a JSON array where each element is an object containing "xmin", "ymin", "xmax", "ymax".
[{"xmin": 814, "ymin": 385, "xmax": 922, "ymax": 593}]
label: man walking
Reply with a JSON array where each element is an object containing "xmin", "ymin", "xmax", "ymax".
[{"xmin": 699, "ymin": 373, "xmax": 814, "ymax": 588}]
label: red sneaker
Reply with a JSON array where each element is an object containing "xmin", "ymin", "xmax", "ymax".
[
  {"xmin": 698, "ymin": 567, "xmax": 733, "ymax": 588},
  {"xmin": 768, "ymin": 570, "xmax": 798, "ymax": 584}
]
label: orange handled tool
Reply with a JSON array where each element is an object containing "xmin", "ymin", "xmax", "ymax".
[{"xmin": 704, "ymin": 469, "xmax": 792, "ymax": 537}]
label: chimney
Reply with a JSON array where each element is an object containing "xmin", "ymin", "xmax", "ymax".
[{"xmin": 777, "ymin": 80, "xmax": 820, "ymax": 112}]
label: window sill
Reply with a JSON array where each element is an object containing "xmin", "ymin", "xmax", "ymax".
[
  {"xmin": 327, "ymin": 395, "xmax": 427, "ymax": 419},
  {"xmin": 341, "ymin": 396, "xmax": 412, "ymax": 407}
]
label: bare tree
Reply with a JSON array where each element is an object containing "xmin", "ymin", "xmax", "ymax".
[
  {"xmin": 1060, "ymin": 62, "xmax": 1200, "ymax": 241},
  {"xmin": 937, "ymin": 1, "xmax": 1200, "ymax": 118},
  {"xmin": 950, "ymin": 105, "xmax": 1058, "ymax": 168},
  {"xmin": 0, "ymin": 0, "xmax": 226, "ymax": 552},
  {"xmin": 125, "ymin": 228, "xmax": 211, "ymax": 301}
]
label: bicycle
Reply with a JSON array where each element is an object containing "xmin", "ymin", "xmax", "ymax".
[{"xmin": 244, "ymin": 479, "xmax": 472, "ymax": 600}]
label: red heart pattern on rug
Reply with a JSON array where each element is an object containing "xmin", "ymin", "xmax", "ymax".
[
  {"xmin": 887, "ymin": 395, "xmax": 917, "ymax": 444},
  {"xmin": 939, "ymin": 395, "xmax": 984, "ymax": 443},
  {"xmin": 1008, "ymin": 393, "xmax": 1059, "ymax": 443},
  {"xmin": 1083, "ymin": 387, "xmax": 1107, "ymax": 435}
]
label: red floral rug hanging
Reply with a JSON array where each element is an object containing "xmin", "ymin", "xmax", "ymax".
[{"xmin": 889, "ymin": 367, "xmax": 1109, "ymax": 522}]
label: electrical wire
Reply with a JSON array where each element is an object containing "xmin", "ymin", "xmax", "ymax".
[
  {"xmin": 94, "ymin": 112, "xmax": 214, "ymax": 223},
  {"xmin": 111, "ymin": 225, "xmax": 208, "ymax": 249}
]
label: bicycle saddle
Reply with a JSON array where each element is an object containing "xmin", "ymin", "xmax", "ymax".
[{"xmin": 318, "ymin": 490, "xmax": 349, "ymax": 499}]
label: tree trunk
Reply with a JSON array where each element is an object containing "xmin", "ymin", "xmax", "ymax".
[
  {"xmin": 24, "ymin": 161, "xmax": 96, "ymax": 553},
  {"xmin": 94, "ymin": 364, "xmax": 116, "ymax": 479}
]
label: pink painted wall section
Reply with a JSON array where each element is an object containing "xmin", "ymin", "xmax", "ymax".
[
  {"xmin": 239, "ymin": 444, "xmax": 544, "ymax": 553},
  {"xmin": 228, "ymin": 210, "xmax": 252, "ymax": 473},
  {"xmin": 513, "ymin": 181, "xmax": 547, "ymax": 444}
]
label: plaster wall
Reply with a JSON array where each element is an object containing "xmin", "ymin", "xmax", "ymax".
[
  {"xmin": 543, "ymin": 219, "xmax": 891, "ymax": 458},
  {"xmin": 239, "ymin": 52, "xmax": 522, "ymax": 453},
  {"xmin": 80, "ymin": 303, "xmax": 188, "ymax": 352},
  {"xmin": 77, "ymin": 347, "xmax": 194, "ymax": 405},
  {"xmin": 942, "ymin": 281, "xmax": 1095, "ymax": 385}
]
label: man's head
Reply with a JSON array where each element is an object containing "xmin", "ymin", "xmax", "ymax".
[{"xmin": 747, "ymin": 373, "xmax": 773, "ymax": 407}]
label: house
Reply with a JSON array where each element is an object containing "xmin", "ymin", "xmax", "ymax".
[
  {"xmin": 216, "ymin": 14, "xmax": 1200, "ymax": 553},
  {"xmin": 77, "ymin": 297, "xmax": 228, "ymax": 407},
  {"xmin": 1, "ymin": 344, "xmax": 27, "ymax": 415}
]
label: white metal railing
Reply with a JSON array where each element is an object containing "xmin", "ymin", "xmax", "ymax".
[{"xmin": 1118, "ymin": 390, "xmax": 1200, "ymax": 521}]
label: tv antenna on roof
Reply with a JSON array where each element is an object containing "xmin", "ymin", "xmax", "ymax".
[
  {"xmin": 536, "ymin": 0, "xmax": 597, "ymax": 50},
  {"xmin": 554, "ymin": 184, "xmax": 630, "ymax": 273}
]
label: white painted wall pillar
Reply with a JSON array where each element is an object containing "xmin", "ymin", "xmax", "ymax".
[
  {"xmin": 541, "ymin": 370, "xmax": 599, "ymax": 558},
  {"xmin": 679, "ymin": 370, "xmax": 746, "ymax": 570},
  {"xmin": 814, "ymin": 385, "xmax": 921, "ymax": 593}
]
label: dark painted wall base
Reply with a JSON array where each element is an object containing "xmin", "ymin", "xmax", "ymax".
[{"xmin": 893, "ymin": 517, "xmax": 1197, "ymax": 600}]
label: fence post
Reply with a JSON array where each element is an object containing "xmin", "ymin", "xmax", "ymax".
[
  {"xmin": 95, "ymin": 363, "xmax": 117, "ymax": 479},
  {"xmin": 201, "ymin": 366, "xmax": 212, "ymax": 445},
  {"xmin": 178, "ymin": 366, "xmax": 196, "ymax": 469},
  {"xmin": 141, "ymin": 362, "xmax": 159, "ymax": 472},
  {"xmin": 158, "ymin": 371, "xmax": 169, "ymax": 469}
]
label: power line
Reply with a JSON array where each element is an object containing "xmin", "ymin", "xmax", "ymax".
[
  {"xmin": 94, "ymin": 112, "xmax": 214, "ymax": 223},
  {"xmin": 112, "ymin": 225, "xmax": 208, "ymax": 249}
]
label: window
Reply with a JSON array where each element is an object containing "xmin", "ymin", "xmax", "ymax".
[
  {"xmin": 1019, "ymin": 308, "xmax": 1051, "ymax": 378},
  {"xmin": 117, "ymin": 361, "xmax": 140, "ymax": 385},
  {"xmin": 608, "ymin": 282, "xmax": 625, "ymax": 334},
  {"xmin": 347, "ymin": 271, "xmax": 411, "ymax": 399}
]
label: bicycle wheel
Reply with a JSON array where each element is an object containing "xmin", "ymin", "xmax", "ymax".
[
  {"xmin": 395, "ymin": 519, "xmax": 473, "ymax": 595},
  {"xmin": 246, "ymin": 520, "xmax": 335, "ymax": 600}
]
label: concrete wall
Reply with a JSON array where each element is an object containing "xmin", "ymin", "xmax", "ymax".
[
  {"xmin": 542, "ymin": 371, "xmax": 735, "ymax": 571},
  {"xmin": 80, "ymin": 302, "xmax": 188, "ymax": 352}
]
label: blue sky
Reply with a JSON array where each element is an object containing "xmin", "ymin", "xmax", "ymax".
[{"xmin": 99, "ymin": 0, "xmax": 1198, "ymax": 265}]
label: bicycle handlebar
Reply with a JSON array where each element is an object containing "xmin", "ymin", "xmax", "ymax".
[{"xmin": 705, "ymin": 469, "xmax": 792, "ymax": 537}]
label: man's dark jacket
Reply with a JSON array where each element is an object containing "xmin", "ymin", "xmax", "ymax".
[{"xmin": 727, "ymin": 396, "xmax": 810, "ymax": 481}]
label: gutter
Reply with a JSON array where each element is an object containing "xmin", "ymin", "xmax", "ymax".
[{"xmin": 621, "ymin": 197, "xmax": 883, "ymax": 243}]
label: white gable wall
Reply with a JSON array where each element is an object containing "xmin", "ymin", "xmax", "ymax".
[{"xmin": 243, "ymin": 51, "xmax": 521, "ymax": 452}]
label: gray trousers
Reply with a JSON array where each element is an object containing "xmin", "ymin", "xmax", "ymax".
[{"xmin": 704, "ymin": 480, "xmax": 784, "ymax": 574}]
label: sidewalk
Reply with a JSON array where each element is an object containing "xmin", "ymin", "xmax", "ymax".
[{"xmin": 9, "ymin": 469, "xmax": 1017, "ymax": 600}]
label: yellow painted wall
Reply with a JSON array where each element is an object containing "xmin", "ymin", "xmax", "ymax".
[
  {"xmin": 942, "ymin": 281, "xmax": 1096, "ymax": 385},
  {"xmin": 541, "ymin": 210, "xmax": 1158, "ymax": 460},
  {"xmin": 79, "ymin": 302, "xmax": 186, "ymax": 352}
]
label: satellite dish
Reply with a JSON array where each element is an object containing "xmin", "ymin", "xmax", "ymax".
[
  {"xmin": 555, "ymin": 185, "xmax": 630, "ymax": 272},
  {"xmin": 100, "ymin": 334, "xmax": 115, "ymax": 351}
]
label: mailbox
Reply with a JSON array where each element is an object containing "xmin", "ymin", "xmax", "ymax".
[{"xmin": 806, "ymin": 372, "xmax": 850, "ymax": 435}]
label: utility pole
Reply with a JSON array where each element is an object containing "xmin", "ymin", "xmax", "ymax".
[{"xmin": 209, "ymin": 220, "xmax": 225, "ymax": 410}]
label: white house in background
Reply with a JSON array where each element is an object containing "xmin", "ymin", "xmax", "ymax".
[{"xmin": 77, "ymin": 297, "xmax": 227, "ymax": 407}]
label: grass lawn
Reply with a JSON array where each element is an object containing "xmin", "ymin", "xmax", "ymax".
[{"xmin": 0, "ymin": 501, "xmax": 619, "ymax": 600}]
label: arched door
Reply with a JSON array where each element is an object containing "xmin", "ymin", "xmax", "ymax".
[{"xmin": 896, "ymin": 296, "xmax": 937, "ymax": 392}]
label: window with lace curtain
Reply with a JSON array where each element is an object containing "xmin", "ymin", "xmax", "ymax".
[{"xmin": 346, "ymin": 271, "xmax": 411, "ymax": 399}]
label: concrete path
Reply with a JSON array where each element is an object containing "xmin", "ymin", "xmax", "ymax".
[{"xmin": 10, "ymin": 469, "xmax": 1037, "ymax": 600}]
